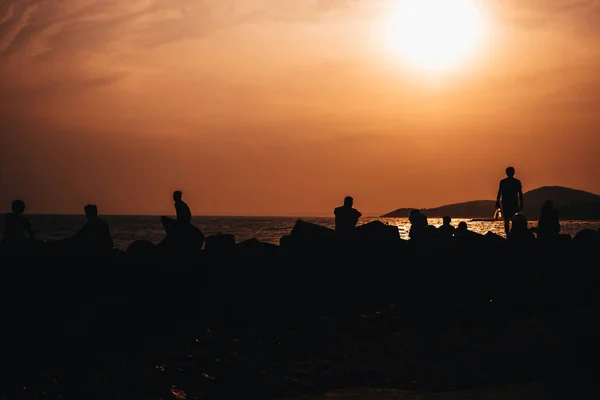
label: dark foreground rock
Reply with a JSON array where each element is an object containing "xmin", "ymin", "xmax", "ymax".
[{"xmin": 0, "ymin": 222, "xmax": 599, "ymax": 399}]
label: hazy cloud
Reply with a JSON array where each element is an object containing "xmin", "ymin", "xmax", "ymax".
[{"xmin": 502, "ymin": 0, "xmax": 600, "ymax": 35}]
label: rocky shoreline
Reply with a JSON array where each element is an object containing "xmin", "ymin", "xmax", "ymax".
[{"xmin": 1, "ymin": 220, "xmax": 599, "ymax": 399}]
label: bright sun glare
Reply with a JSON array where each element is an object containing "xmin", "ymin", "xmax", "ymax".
[{"xmin": 384, "ymin": 0, "xmax": 486, "ymax": 72}]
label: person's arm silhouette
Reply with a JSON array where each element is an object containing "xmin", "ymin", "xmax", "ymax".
[
  {"xmin": 495, "ymin": 181, "xmax": 503, "ymax": 210},
  {"xmin": 518, "ymin": 181, "xmax": 524, "ymax": 211}
]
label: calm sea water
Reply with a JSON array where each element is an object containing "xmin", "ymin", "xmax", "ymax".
[{"xmin": 2, "ymin": 215, "xmax": 599, "ymax": 250}]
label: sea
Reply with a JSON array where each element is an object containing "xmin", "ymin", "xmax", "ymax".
[{"xmin": 3, "ymin": 214, "xmax": 599, "ymax": 250}]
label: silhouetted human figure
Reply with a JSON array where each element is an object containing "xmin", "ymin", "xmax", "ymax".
[
  {"xmin": 423, "ymin": 224, "xmax": 439, "ymax": 241},
  {"xmin": 174, "ymin": 190, "xmax": 191, "ymax": 224},
  {"xmin": 496, "ymin": 166, "xmax": 524, "ymax": 236},
  {"xmin": 537, "ymin": 199, "xmax": 560, "ymax": 241},
  {"xmin": 161, "ymin": 190, "xmax": 192, "ymax": 233},
  {"xmin": 72, "ymin": 204, "xmax": 113, "ymax": 253},
  {"xmin": 1, "ymin": 199, "xmax": 35, "ymax": 248},
  {"xmin": 334, "ymin": 196, "xmax": 362, "ymax": 236},
  {"xmin": 455, "ymin": 221, "xmax": 469, "ymax": 237},
  {"xmin": 408, "ymin": 209, "xmax": 428, "ymax": 240},
  {"xmin": 454, "ymin": 221, "xmax": 484, "ymax": 242},
  {"xmin": 159, "ymin": 191, "xmax": 204, "ymax": 254},
  {"xmin": 438, "ymin": 216, "xmax": 456, "ymax": 239},
  {"xmin": 508, "ymin": 213, "xmax": 535, "ymax": 242}
]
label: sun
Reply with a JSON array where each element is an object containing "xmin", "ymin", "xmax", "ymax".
[{"xmin": 383, "ymin": 0, "xmax": 487, "ymax": 72}]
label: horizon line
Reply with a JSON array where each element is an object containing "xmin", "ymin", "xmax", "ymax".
[{"xmin": 13, "ymin": 213, "xmax": 390, "ymax": 218}]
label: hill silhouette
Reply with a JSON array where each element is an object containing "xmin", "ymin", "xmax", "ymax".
[{"xmin": 381, "ymin": 186, "xmax": 600, "ymax": 220}]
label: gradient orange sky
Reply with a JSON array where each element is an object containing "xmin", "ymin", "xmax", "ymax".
[{"xmin": 1, "ymin": 0, "xmax": 599, "ymax": 216}]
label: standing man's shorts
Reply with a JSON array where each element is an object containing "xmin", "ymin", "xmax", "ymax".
[{"xmin": 502, "ymin": 203, "xmax": 519, "ymax": 220}]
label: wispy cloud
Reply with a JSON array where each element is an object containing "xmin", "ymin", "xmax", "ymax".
[{"xmin": 0, "ymin": 0, "xmax": 222, "ymax": 58}]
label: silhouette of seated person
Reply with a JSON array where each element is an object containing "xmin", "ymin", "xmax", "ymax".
[
  {"xmin": 507, "ymin": 213, "xmax": 535, "ymax": 242},
  {"xmin": 437, "ymin": 216, "xmax": 456, "ymax": 240},
  {"xmin": 161, "ymin": 191, "xmax": 192, "ymax": 233},
  {"xmin": 1, "ymin": 199, "xmax": 35, "ymax": 248},
  {"xmin": 334, "ymin": 196, "xmax": 362, "ymax": 237},
  {"xmin": 423, "ymin": 223, "xmax": 440, "ymax": 242},
  {"xmin": 408, "ymin": 209, "xmax": 428, "ymax": 240},
  {"xmin": 71, "ymin": 204, "xmax": 113, "ymax": 253},
  {"xmin": 455, "ymin": 221, "xmax": 470, "ymax": 238},
  {"xmin": 159, "ymin": 191, "xmax": 204, "ymax": 252},
  {"xmin": 536, "ymin": 199, "xmax": 560, "ymax": 241}
]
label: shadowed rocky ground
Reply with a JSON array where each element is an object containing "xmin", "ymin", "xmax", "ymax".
[{"xmin": 1, "ymin": 226, "xmax": 598, "ymax": 399}]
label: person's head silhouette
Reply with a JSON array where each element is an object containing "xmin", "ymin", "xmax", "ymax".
[
  {"xmin": 511, "ymin": 212, "xmax": 528, "ymax": 232},
  {"xmin": 409, "ymin": 209, "xmax": 420, "ymax": 223},
  {"xmin": 84, "ymin": 204, "xmax": 98, "ymax": 221},
  {"xmin": 173, "ymin": 191, "xmax": 183, "ymax": 202},
  {"xmin": 11, "ymin": 199, "xmax": 25, "ymax": 214},
  {"xmin": 344, "ymin": 196, "xmax": 353, "ymax": 207},
  {"xmin": 542, "ymin": 199, "xmax": 553, "ymax": 209},
  {"xmin": 505, "ymin": 166, "xmax": 515, "ymax": 177},
  {"xmin": 458, "ymin": 221, "xmax": 468, "ymax": 231},
  {"xmin": 443, "ymin": 216, "xmax": 451, "ymax": 225}
]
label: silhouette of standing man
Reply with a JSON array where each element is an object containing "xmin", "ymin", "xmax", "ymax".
[
  {"xmin": 496, "ymin": 166, "xmax": 524, "ymax": 236},
  {"xmin": 334, "ymin": 196, "xmax": 362, "ymax": 236}
]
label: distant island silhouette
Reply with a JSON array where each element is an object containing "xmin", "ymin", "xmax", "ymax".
[{"xmin": 381, "ymin": 186, "xmax": 600, "ymax": 220}]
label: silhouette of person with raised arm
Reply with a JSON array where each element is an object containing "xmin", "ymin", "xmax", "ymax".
[
  {"xmin": 161, "ymin": 190, "xmax": 192, "ymax": 233},
  {"xmin": 496, "ymin": 166, "xmax": 524, "ymax": 236},
  {"xmin": 438, "ymin": 216, "xmax": 456, "ymax": 239},
  {"xmin": 1, "ymin": 199, "xmax": 35, "ymax": 247},
  {"xmin": 537, "ymin": 199, "xmax": 560, "ymax": 240},
  {"xmin": 72, "ymin": 204, "xmax": 113, "ymax": 253},
  {"xmin": 334, "ymin": 196, "xmax": 362, "ymax": 236}
]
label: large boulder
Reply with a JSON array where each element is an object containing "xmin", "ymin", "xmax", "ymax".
[
  {"xmin": 354, "ymin": 221, "xmax": 400, "ymax": 242},
  {"xmin": 237, "ymin": 238, "xmax": 280, "ymax": 256},
  {"xmin": 290, "ymin": 220, "xmax": 336, "ymax": 241},
  {"xmin": 126, "ymin": 240, "xmax": 157, "ymax": 254},
  {"xmin": 205, "ymin": 233, "xmax": 236, "ymax": 254},
  {"xmin": 158, "ymin": 223, "xmax": 205, "ymax": 255}
]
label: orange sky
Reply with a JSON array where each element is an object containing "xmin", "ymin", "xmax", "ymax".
[{"xmin": 1, "ymin": 0, "xmax": 599, "ymax": 216}]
